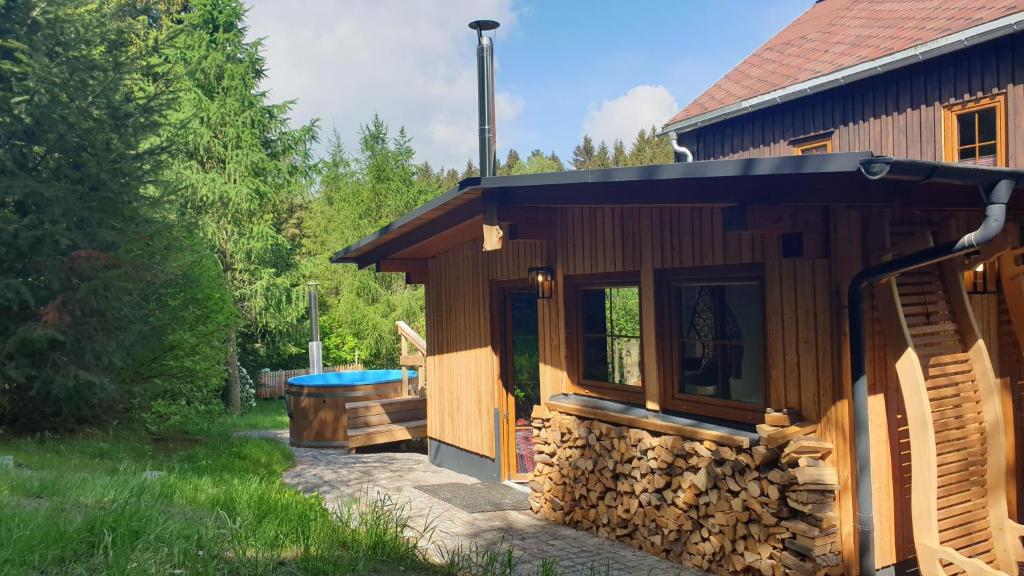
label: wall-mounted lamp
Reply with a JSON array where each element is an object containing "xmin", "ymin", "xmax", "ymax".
[{"xmin": 529, "ymin": 266, "xmax": 555, "ymax": 299}]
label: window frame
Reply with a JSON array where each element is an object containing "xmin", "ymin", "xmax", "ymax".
[
  {"xmin": 657, "ymin": 264, "xmax": 767, "ymax": 424},
  {"xmin": 943, "ymin": 94, "xmax": 1006, "ymax": 167},
  {"xmin": 565, "ymin": 271, "xmax": 644, "ymax": 404},
  {"xmin": 792, "ymin": 134, "xmax": 833, "ymax": 156}
]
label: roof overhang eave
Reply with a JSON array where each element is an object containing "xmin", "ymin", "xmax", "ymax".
[
  {"xmin": 330, "ymin": 154, "xmax": 1024, "ymax": 269},
  {"xmin": 659, "ymin": 11, "xmax": 1024, "ymax": 137}
]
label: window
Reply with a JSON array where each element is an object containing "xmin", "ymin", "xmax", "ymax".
[
  {"xmin": 663, "ymin": 268, "xmax": 765, "ymax": 423},
  {"xmin": 793, "ymin": 135, "xmax": 832, "ymax": 155},
  {"xmin": 569, "ymin": 274, "xmax": 642, "ymax": 400},
  {"xmin": 944, "ymin": 95, "xmax": 1006, "ymax": 167}
]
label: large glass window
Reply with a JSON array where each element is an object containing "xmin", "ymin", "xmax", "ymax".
[
  {"xmin": 677, "ymin": 281, "xmax": 763, "ymax": 404},
  {"xmin": 944, "ymin": 95, "xmax": 1005, "ymax": 167},
  {"xmin": 667, "ymin": 274, "xmax": 765, "ymax": 420},
  {"xmin": 576, "ymin": 283, "xmax": 642, "ymax": 389}
]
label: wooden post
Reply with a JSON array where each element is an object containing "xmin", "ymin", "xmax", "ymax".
[
  {"xmin": 483, "ymin": 193, "xmax": 504, "ymax": 251},
  {"xmin": 401, "ymin": 335, "xmax": 409, "ymax": 397},
  {"xmin": 640, "ymin": 208, "xmax": 660, "ymax": 411}
]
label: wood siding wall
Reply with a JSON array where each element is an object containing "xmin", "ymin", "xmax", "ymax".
[
  {"xmin": 425, "ymin": 206, "xmax": 857, "ymax": 570},
  {"xmin": 422, "ymin": 203, "xmax": 1021, "ymax": 574},
  {"xmin": 425, "ymin": 239, "xmax": 555, "ymax": 458},
  {"xmin": 677, "ymin": 34, "xmax": 1024, "ymax": 167},
  {"xmin": 673, "ymin": 33, "xmax": 1024, "ymax": 570}
]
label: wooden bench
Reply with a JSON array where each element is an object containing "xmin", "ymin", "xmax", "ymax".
[
  {"xmin": 344, "ymin": 396, "xmax": 426, "ymax": 450},
  {"xmin": 878, "ymin": 232, "xmax": 1024, "ymax": 576}
]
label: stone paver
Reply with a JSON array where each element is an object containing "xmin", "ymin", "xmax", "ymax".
[{"xmin": 242, "ymin": 430, "xmax": 704, "ymax": 576}]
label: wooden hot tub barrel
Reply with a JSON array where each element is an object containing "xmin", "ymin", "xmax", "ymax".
[{"xmin": 286, "ymin": 370, "xmax": 415, "ymax": 448}]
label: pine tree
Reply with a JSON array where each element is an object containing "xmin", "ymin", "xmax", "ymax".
[
  {"xmin": 300, "ymin": 120, "xmax": 440, "ymax": 368},
  {"xmin": 612, "ymin": 139, "xmax": 628, "ymax": 167},
  {"xmin": 548, "ymin": 151, "xmax": 566, "ymax": 172},
  {"xmin": 160, "ymin": 0, "xmax": 317, "ymax": 413},
  {"xmin": 626, "ymin": 127, "xmax": 674, "ymax": 166},
  {"xmin": 0, "ymin": 0, "xmax": 233, "ymax": 430},
  {"xmin": 572, "ymin": 135, "xmax": 597, "ymax": 170},
  {"xmin": 505, "ymin": 149, "xmax": 522, "ymax": 172},
  {"xmin": 594, "ymin": 141, "xmax": 612, "ymax": 169}
]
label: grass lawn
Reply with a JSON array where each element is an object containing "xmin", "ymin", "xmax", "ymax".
[{"xmin": 0, "ymin": 400, "xmax": 444, "ymax": 575}]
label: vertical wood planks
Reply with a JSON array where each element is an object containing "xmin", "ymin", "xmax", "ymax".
[{"xmin": 688, "ymin": 36, "xmax": 1017, "ymax": 163}]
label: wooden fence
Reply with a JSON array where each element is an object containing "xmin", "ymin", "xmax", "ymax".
[{"xmin": 257, "ymin": 364, "xmax": 363, "ymax": 399}]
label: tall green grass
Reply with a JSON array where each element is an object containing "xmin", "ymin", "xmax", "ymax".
[
  {"xmin": 0, "ymin": 400, "xmax": 625, "ymax": 576},
  {"xmin": 0, "ymin": 400, "xmax": 432, "ymax": 575}
]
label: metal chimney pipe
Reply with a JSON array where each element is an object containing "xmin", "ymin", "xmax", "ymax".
[
  {"xmin": 306, "ymin": 281, "xmax": 323, "ymax": 374},
  {"xmin": 470, "ymin": 20, "xmax": 499, "ymax": 177}
]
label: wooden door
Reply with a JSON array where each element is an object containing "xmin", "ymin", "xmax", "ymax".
[{"xmin": 498, "ymin": 287, "xmax": 541, "ymax": 482}]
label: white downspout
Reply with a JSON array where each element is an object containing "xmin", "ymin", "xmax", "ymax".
[{"xmin": 668, "ymin": 130, "xmax": 693, "ymax": 163}]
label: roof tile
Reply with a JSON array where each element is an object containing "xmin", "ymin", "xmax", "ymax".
[{"xmin": 666, "ymin": 0, "xmax": 1024, "ymax": 126}]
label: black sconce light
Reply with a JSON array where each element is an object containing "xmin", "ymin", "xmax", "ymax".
[{"xmin": 528, "ymin": 266, "xmax": 555, "ymax": 299}]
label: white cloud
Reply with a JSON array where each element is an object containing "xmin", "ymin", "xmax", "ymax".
[
  {"xmin": 245, "ymin": 0, "xmax": 521, "ymax": 169},
  {"xmin": 581, "ymin": 85, "xmax": 679, "ymax": 145}
]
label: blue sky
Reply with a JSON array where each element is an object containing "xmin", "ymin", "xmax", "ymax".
[{"xmin": 246, "ymin": 0, "xmax": 810, "ymax": 169}]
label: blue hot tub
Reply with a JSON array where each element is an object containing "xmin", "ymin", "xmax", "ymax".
[{"xmin": 286, "ymin": 369, "xmax": 418, "ymax": 447}]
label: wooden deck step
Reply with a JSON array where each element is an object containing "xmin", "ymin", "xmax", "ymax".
[
  {"xmin": 347, "ymin": 396, "xmax": 425, "ymax": 417},
  {"xmin": 346, "ymin": 396, "xmax": 426, "ymax": 429},
  {"xmin": 347, "ymin": 419, "xmax": 427, "ymax": 449}
]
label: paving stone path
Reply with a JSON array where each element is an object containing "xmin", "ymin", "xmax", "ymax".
[{"xmin": 241, "ymin": 430, "xmax": 703, "ymax": 576}]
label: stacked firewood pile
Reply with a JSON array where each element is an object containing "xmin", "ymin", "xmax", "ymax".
[{"xmin": 529, "ymin": 406, "xmax": 842, "ymax": 576}]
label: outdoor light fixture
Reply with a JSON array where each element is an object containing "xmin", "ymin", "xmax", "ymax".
[{"xmin": 529, "ymin": 266, "xmax": 555, "ymax": 299}]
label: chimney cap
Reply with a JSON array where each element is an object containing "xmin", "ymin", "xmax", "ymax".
[{"xmin": 468, "ymin": 20, "xmax": 500, "ymax": 32}]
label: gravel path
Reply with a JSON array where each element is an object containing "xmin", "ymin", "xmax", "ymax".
[{"xmin": 239, "ymin": 430, "xmax": 702, "ymax": 576}]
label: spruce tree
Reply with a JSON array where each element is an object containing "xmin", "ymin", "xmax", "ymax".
[
  {"xmin": 626, "ymin": 127, "xmax": 674, "ymax": 166},
  {"xmin": 572, "ymin": 135, "xmax": 597, "ymax": 170},
  {"xmin": 505, "ymin": 149, "xmax": 522, "ymax": 172},
  {"xmin": 300, "ymin": 120, "xmax": 439, "ymax": 368},
  {"xmin": 612, "ymin": 139, "xmax": 628, "ymax": 167},
  {"xmin": 159, "ymin": 0, "xmax": 317, "ymax": 413},
  {"xmin": 594, "ymin": 141, "xmax": 612, "ymax": 168},
  {"xmin": 0, "ymin": 0, "xmax": 233, "ymax": 430}
]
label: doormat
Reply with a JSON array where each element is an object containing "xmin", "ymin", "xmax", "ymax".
[{"xmin": 413, "ymin": 482, "xmax": 529, "ymax": 513}]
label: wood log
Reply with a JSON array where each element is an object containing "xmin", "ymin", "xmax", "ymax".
[
  {"xmin": 759, "ymin": 422, "xmax": 818, "ymax": 448},
  {"xmin": 529, "ymin": 410, "xmax": 843, "ymax": 575},
  {"xmin": 764, "ymin": 408, "xmax": 800, "ymax": 427}
]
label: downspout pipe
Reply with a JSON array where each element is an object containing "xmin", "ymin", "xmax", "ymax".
[
  {"xmin": 668, "ymin": 130, "xmax": 693, "ymax": 163},
  {"xmin": 848, "ymin": 163, "xmax": 1015, "ymax": 576}
]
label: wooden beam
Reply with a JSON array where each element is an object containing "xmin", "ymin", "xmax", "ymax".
[
  {"xmin": 483, "ymin": 192, "xmax": 504, "ymax": 251},
  {"xmin": 639, "ymin": 208, "xmax": 660, "ymax": 412},
  {"xmin": 399, "ymin": 353, "xmax": 424, "ymax": 367},
  {"xmin": 355, "ymin": 198, "xmax": 482, "ymax": 267},
  {"xmin": 545, "ymin": 397, "xmax": 752, "ymax": 448}
]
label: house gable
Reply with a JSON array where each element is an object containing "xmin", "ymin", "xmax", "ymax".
[{"xmin": 664, "ymin": 0, "xmax": 1024, "ymax": 134}]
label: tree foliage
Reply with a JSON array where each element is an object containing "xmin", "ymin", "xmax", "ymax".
[
  {"xmin": 566, "ymin": 127, "xmax": 673, "ymax": 171},
  {"xmin": 158, "ymin": 0, "xmax": 317, "ymax": 412},
  {"xmin": 0, "ymin": 0, "xmax": 682, "ymax": 432},
  {"xmin": 299, "ymin": 119, "xmax": 441, "ymax": 368},
  {"xmin": 0, "ymin": 0, "xmax": 233, "ymax": 430}
]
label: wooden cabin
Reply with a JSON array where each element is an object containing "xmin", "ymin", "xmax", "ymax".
[
  {"xmin": 332, "ymin": 2, "xmax": 1024, "ymax": 575},
  {"xmin": 334, "ymin": 154, "xmax": 1024, "ymax": 575},
  {"xmin": 660, "ymin": 1, "xmax": 1024, "ymax": 573}
]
